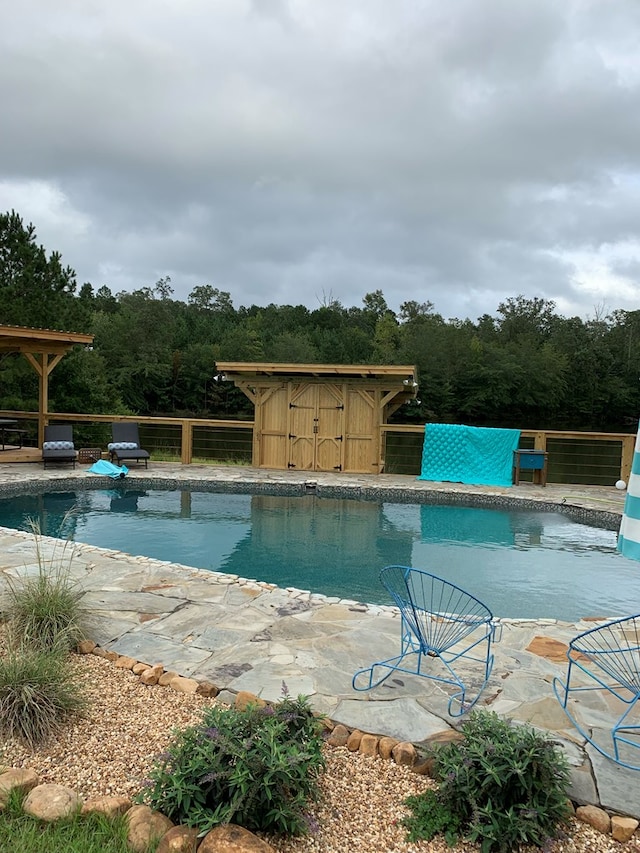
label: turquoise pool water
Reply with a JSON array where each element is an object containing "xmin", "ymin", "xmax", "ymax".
[{"xmin": 0, "ymin": 488, "xmax": 629, "ymax": 621}]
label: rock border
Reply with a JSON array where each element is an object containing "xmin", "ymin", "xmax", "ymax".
[{"xmin": 69, "ymin": 640, "xmax": 639, "ymax": 847}]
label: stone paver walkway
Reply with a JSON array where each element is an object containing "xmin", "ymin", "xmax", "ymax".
[{"xmin": 0, "ymin": 463, "xmax": 636, "ymax": 817}]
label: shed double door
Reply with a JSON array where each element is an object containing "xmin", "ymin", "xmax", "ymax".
[{"xmin": 288, "ymin": 384, "xmax": 343, "ymax": 471}]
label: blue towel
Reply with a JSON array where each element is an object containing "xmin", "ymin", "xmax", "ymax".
[
  {"xmin": 88, "ymin": 459, "xmax": 129, "ymax": 479},
  {"xmin": 418, "ymin": 423, "xmax": 521, "ymax": 487}
]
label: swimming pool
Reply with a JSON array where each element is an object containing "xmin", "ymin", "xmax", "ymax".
[{"xmin": 0, "ymin": 487, "xmax": 629, "ymax": 621}]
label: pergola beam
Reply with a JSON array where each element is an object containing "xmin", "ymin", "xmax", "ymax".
[{"xmin": 0, "ymin": 325, "xmax": 94, "ymax": 446}]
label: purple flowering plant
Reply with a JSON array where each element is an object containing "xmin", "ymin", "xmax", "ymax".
[
  {"xmin": 403, "ymin": 710, "xmax": 571, "ymax": 852},
  {"xmin": 135, "ymin": 692, "xmax": 324, "ymax": 836}
]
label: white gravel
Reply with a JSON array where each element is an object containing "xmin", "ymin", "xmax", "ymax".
[{"xmin": 1, "ymin": 651, "xmax": 637, "ymax": 852}]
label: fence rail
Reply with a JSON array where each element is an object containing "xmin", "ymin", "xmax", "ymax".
[{"xmin": 1, "ymin": 410, "xmax": 634, "ymax": 485}]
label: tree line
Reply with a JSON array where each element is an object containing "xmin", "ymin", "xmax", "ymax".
[{"xmin": 1, "ymin": 210, "xmax": 638, "ymax": 432}]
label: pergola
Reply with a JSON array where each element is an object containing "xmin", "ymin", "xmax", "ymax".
[{"xmin": 0, "ymin": 324, "xmax": 94, "ymax": 446}]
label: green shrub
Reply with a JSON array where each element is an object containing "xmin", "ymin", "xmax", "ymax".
[
  {"xmin": 403, "ymin": 711, "xmax": 571, "ymax": 852},
  {"xmin": 137, "ymin": 690, "xmax": 325, "ymax": 835},
  {"xmin": 3, "ymin": 525, "xmax": 87, "ymax": 653},
  {"xmin": 0, "ymin": 647, "xmax": 86, "ymax": 747}
]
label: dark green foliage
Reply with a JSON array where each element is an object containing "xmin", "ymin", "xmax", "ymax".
[
  {"xmin": 4, "ymin": 205, "xmax": 640, "ymax": 431},
  {"xmin": 403, "ymin": 789, "xmax": 461, "ymax": 846},
  {"xmin": 0, "ymin": 788, "xmax": 134, "ymax": 853},
  {"xmin": 0, "ymin": 648, "xmax": 85, "ymax": 748},
  {"xmin": 137, "ymin": 692, "xmax": 325, "ymax": 835},
  {"xmin": 0, "ymin": 210, "xmax": 88, "ymax": 331},
  {"xmin": 403, "ymin": 711, "xmax": 571, "ymax": 853}
]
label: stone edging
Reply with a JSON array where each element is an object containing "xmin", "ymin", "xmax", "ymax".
[{"xmin": 69, "ymin": 640, "xmax": 639, "ymax": 846}]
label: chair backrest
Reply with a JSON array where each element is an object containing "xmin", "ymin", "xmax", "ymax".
[
  {"xmin": 111, "ymin": 422, "xmax": 141, "ymax": 445},
  {"xmin": 380, "ymin": 565, "xmax": 493, "ymax": 654},
  {"xmin": 571, "ymin": 613, "xmax": 640, "ymax": 693},
  {"xmin": 44, "ymin": 424, "xmax": 74, "ymax": 445}
]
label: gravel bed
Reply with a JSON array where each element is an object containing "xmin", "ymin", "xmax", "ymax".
[{"xmin": 1, "ymin": 651, "xmax": 637, "ymax": 852}]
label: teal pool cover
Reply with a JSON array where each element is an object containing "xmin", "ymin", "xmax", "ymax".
[{"xmin": 418, "ymin": 423, "xmax": 521, "ymax": 488}]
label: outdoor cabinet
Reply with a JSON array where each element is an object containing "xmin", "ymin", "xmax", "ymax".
[
  {"xmin": 513, "ymin": 449, "xmax": 549, "ymax": 486},
  {"xmin": 215, "ymin": 363, "xmax": 418, "ymax": 475}
]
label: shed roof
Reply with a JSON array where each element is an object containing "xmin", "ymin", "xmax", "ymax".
[
  {"xmin": 216, "ymin": 362, "xmax": 418, "ymax": 382},
  {"xmin": 0, "ymin": 324, "xmax": 94, "ymax": 354}
]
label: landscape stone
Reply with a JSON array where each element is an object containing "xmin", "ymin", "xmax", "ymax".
[
  {"xmin": 198, "ymin": 823, "xmax": 275, "ymax": 853},
  {"xmin": 126, "ymin": 804, "xmax": 175, "ymax": 853},
  {"xmin": 196, "ymin": 679, "xmax": 219, "ymax": 697},
  {"xmin": 77, "ymin": 639, "xmax": 97, "ymax": 654},
  {"xmin": 140, "ymin": 665, "xmax": 165, "ymax": 685},
  {"xmin": 346, "ymin": 729, "xmax": 363, "ymax": 751},
  {"xmin": 611, "ymin": 815, "xmax": 639, "ymax": 843},
  {"xmin": 114, "ymin": 655, "xmax": 137, "ymax": 670},
  {"xmin": 235, "ymin": 690, "xmax": 266, "ymax": 709},
  {"xmin": 358, "ymin": 733, "xmax": 379, "ymax": 757},
  {"xmin": 575, "ymin": 804, "xmax": 611, "ymax": 835},
  {"xmin": 326, "ymin": 724, "xmax": 349, "ymax": 747},
  {"xmin": 81, "ymin": 795, "xmax": 132, "ymax": 817},
  {"xmin": 392, "ymin": 742, "xmax": 416, "ymax": 767},
  {"xmin": 23, "ymin": 783, "xmax": 82, "ymax": 821},
  {"xmin": 155, "ymin": 824, "xmax": 201, "ymax": 852},
  {"xmin": 168, "ymin": 675, "xmax": 199, "ymax": 693},
  {"xmin": 158, "ymin": 670, "xmax": 180, "ymax": 686},
  {"xmin": 378, "ymin": 736, "xmax": 399, "ymax": 759},
  {"xmin": 0, "ymin": 768, "xmax": 39, "ymax": 808}
]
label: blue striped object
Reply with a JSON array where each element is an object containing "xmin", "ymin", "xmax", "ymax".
[{"xmin": 618, "ymin": 430, "xmax": 640, "ymax": 560}]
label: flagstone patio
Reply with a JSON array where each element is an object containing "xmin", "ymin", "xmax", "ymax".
[{"xmin": 0, "ymin": 463, "xmax": 636, "ymax": 818}]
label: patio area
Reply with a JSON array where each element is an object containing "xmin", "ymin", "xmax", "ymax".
[{"xmin": 0, "ymin": 462, "xmax": 636, "ymax": 818}]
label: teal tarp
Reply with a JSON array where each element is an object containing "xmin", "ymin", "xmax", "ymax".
[
  {"xmin": 88, "ymin": 460, "xmax": 129, "ymax": 479},
  {"xmin": 418, "ymin": 423, "xmax": 520, "ymax": 487}
]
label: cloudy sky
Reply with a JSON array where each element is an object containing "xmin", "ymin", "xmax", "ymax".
[{"xmin": 1, "ymin": 0, "xmax": 639, "ymax": 321}]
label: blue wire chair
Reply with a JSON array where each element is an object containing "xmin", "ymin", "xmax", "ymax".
[
  {"xmin": 352, "ymin": 566, "xmax": 499, "ymax": 716},
  {"xmin": 553, "ymin": 614, "xmax": 640, "ymax": 770}
]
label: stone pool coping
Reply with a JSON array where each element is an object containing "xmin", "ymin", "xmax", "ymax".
[{"xmin": 0, "ymin": 463, "xmax": 635, "ymax": 819}]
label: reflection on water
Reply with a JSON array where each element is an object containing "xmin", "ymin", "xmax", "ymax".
[{"xmin": 0, "ymin": 489, "xmax": 629, "ymax": 621}]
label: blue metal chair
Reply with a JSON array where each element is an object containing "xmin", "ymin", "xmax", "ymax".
[
  {"xmin": 352, "ymin": 566, "xmax": 499, "ymax": 716},
  {"xmin": 553, "ymin": 614, "xmax": 640, "ymax": 770}
]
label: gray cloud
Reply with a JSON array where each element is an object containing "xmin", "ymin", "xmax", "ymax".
[{"xmin": 1, "ymin": 0, "xmax": 639, "ymax": 321}]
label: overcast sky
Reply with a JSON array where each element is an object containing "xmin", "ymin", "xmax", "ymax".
[{"xmin": 1, "ymin": 0, "xmax": 639, "ymax": 322}]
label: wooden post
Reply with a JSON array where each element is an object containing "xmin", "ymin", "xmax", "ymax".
[
  {"xmin": 181, "ymin": 420, "xmax": 193, "ymax": 464},
  {"xmin": 621, "ymin": 434, "xmax": 635, "ymax": 484},
  {"xmin": 23, "ymin": 352, "xmax": 63, "ymax": 447}
]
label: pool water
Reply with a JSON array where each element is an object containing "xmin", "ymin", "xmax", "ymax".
[{"xmin": 0, "ymin": 488, "xmax": 630, "ymax": 621}]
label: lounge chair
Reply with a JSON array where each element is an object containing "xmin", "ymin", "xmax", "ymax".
[
  {"xmin": 108, "ymin": 422, "xmax": 150, "ymax": 468},
  {"xmin": 353, "ymin": 565, "xmax": 499, "ymax": 716},
  {"xmin": 553, "ymin": 614, "xmax": 640, "ymax": 770},
  {"xmin": 42, "ymin": 425, "xmax": 78, "ymax": 469}
]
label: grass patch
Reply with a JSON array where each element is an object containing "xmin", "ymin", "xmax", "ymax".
[
  {"xmin": 0, "ymin": 647, "xmax": 86, "ymax": 747},
  {"xmin": 3, "ymin": 522, "xmax": 87, "ymax": 654},
  {"xmin": 0, "ymin": 789, "xmax": 138, "ymax": 853}
]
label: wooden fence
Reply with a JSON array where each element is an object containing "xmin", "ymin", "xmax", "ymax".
[{"xmin": 0, "ymin": 410, "xmax": 635, "ymax": 486}]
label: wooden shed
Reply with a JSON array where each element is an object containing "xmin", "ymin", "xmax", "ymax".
[{"xmin": 215, "ymin": 362, "xmax": 418, "ymax": 474}]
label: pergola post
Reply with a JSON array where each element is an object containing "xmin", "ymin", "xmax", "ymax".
[
  {"xmin": 23, "ymin": 352, "xmax": 65, "ymax": 446},
  {"xmin": 0, "ymin": 326, "xmax": 94, "ymax": 448}
]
